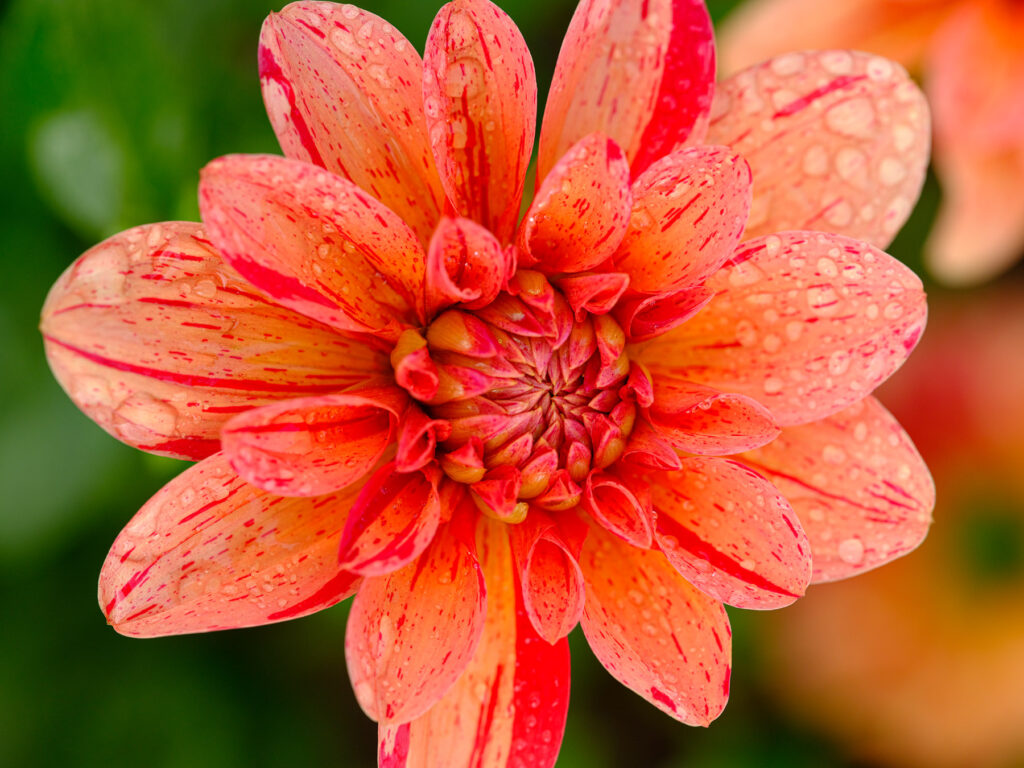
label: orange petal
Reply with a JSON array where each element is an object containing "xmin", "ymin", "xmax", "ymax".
[
  {"xmin": 707, "ymin": 50, "xmax": 930, "ymax": 249},
  {"xmin": 221, "ymin": 387, "xmax": 406, "ymax": 496},
  {"xmin": 377, "ymin": 516, "xmax": 570, "ymax": 768},
  {"xmin": 199, "ymin": 154, "xmax": 426, "ymax": 339},
  {"xmin": 741, "ymin": 396, "xmax": 934, "ymax": 583},
  {"xmin": 40, "ymin": 221, "xmax": 387, "ymax": 460},
  {"xmin": 423, "ymin": 0, "xmax": 537, "ymax": 244},
  {"xmin": 519, "ymin": 133, "xmax": 632, "ymax": 274},
  {"xmin": 581, "ymin": 470, "xmax": 655, "ymax": 548},
  {"xmin": 614, "ymin": 284, "xmax": 713, "ymax": 342},
  {"xmin": 99, "ymin": 453, "xmax": 362, "ymax": 637},
  {"xmin": 579, "ymin": 523, "xmax": 731, "ymax": 726},
  {"xmin": 636, "ymin": 231, "xmax": 927, "ymax": 426},
  {"xmin": 612, "ymin": 145, "xmax": 752, "ymax": 293},
  {"xmin": 425, "ymin": 216, "xmax": 507, "ymax": 315},
  {"xmin": 346, "ymin": 513, "xmax": 485, "ymax": 724},
  {"xmin": 652, "ymin": 457, "xmax": 811, "ymax": 609},
  {"xmin": 258, "ymin": 3, "xmax": 443, "ymax": 245}
]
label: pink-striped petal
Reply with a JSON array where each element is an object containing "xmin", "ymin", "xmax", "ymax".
[
  {"xmin": 580, "ymin": 523, "xmax": 731, "ymax": 726},
  {"xmin": 612, "ymin": 146, "xmax": 752, "ymax": 294},
  {"xmin": 395, "ymin": 406, "xmax": 451, "ymax": 474},
  {"xmin": 346, "ymin": 513, "xmax": 485, "ymax": 724},
  {"xmin": 425, "ymin": 216, "xmax": 507, "ymax": 316},
  {"xmin": 581, "ymin": 470, "xmax": 655, "ymax": 548},
  {"xmin": 423, "ymin": 0, "xmax": 537, "ymax": 244},
  {"xmin": 707, "ymin": 50, "xmax": 930, "ymax": 249},
  {"xmin": 199, "ymin": 154, "xmax": 426, "ymax": 339},
  {"xmin": 652, "ymin": 457, "xmax": 811, "ymax": 609},
  {"xmin": 519, "ymin": 133, "xmax": 632, "ymax": 273},
  {"xmin": 41, "ymin": 221, "xmax": 387, "ymax": 460},
  {"xmin": 614, "ymin": 284, "xmax": 713, "ymax": 342},
  {"xmin": 99, "ymin": 453, "xmax": 362, "ymax": 637},
  {"xmin": 337, "ymin": 462, "xmax": 442, "ymax": 577},
  {"xmin": 636, "ymin": 231, "xmax": 927, "ymax": 426},
  {"xmin": 221, "ymin": 387, "xmax": 406, "ymax": 496},
  {"xmin": 259, "ymin": 2, "xmax": 443, "ymax": 245},
  {"xmin": 556, "ymin": 272, "xmax": 631, "ymax": 320},
  {"xmin": 741, "ymin": 396, "xmax": 934, "ymax": 583},
  {"xmin": 378, "ymin": 517, "xmax": 570, "ymax": 768}
]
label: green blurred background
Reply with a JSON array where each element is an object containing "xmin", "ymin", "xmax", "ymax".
[{"xmin": 1, "ymin": 0, "xmax": 1018, "ymax": 766}]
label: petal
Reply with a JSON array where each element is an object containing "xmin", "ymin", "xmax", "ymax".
[
  {"xmin": 555, "ymin": 272, "xmax": 631, "ymax": 321},
  {"xmin": 221, "ymin": 387, "xmax": 406, "ymax": 496},
  {"xmin": 614, "ymin": 284, "xmax": 713, "ymax": 342},
  {"xmin": 648, "ymin": 377, "xmax": 780, "ymax": 455},
  {"xmin": 199, "ymin": 154, "xmax": 427, "ymax": 339},
  {"xmin": 423, "ymin": 0, "xmax": 537, "ymax": 243},
  {"xmin": 99, "ymin": 453, "xmax": 362, "ymax": 637},
  {"xmin": 707, "ymin": 50, "xmax": 930, "ymax": 249},
  {"xmin": 337, "ymin": 462, "xmax": 443, "ymax": 577},
  {"xmin": 40, "ymin": 221, "xmax": 387, "ymax": 460},
  {"xmin": 519, "ymin": 133, "xmax": 632, "ymax": 274},
  {"xmin": 636, "ymin": 231, "xmax": 927, "ymax": 426},
  {"xmin": 740, "ymin": 396, "xmax": 934, "ymax": 583},
  {"xmin": 425, "ymin": 216, "xmax": 507, "ymax": 316},
  {"xmin": 652, "ymin": 457, "xmax": 811, "ymax": 609},
  {"xmin": 346, "ymin": 512, "xmax": 485, "ymax": 724},
  {"xmin": 378, "ymin": 517, "xmax": 570, "ymax": 768},
  {"xmin": 395, "ymin": 406, "xmax": 451, "ymax": 474},
  {"xmin": 612, "ymin": 146, "xmax": 752, "ymax": 293},
  {"xmin": 581, "ymin": 470, "xmax": 655, "ymax": 548},
  {"xmin": 579, "ymin": 523, "xmax": 731, "ymax": 726},
  {"xmin": 258, "ymin": 3, "xmax": 443, "ymax": 244}
]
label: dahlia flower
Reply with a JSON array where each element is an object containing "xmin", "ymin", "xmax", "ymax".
[
  {"xmin": 720, "ymin": 0, "xmax": 1024, "ymax": 285},
  {"xmin": 40, "ymin": 0, "xmax": 935, "ymax": 765}
]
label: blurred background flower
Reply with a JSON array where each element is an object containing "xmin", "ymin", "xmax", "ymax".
[{"xmin": 1, "ymin": 0, "xmax": 1019, "ymax": 766}]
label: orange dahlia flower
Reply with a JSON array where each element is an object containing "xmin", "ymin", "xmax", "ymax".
[
  {"xmin": 720, "ymin": 0, "xmax": 1024, "ymax": 285},
  {"xmin": 40, "ymin": 0, "xmax": 935, "ymax": 764}
]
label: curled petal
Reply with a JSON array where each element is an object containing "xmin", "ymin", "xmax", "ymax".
[
  {"xmin": 580, "ymin": 523, "xmax": 731, "ymax": 726},
  {"xmin": 622, "ymin": 419, "xmax": 682, "ymax": 471},
  {"xmin": 520, "ymin": 133, "xmax": 632, "ymax": 273},
  {"xmin": 636, "ymin": 231, "xmax": 927, "ymax": 426},
  {"xmin": 581, "ymin": 470, "xmax": 655, "ymax": 548},
  {"xmin": 555, "ymin": 272, "xmax": 631, "ymax": 321},
  {"xmin": 40, "ymin": 221, "xmax": 387, "ymax": 460},
  {"xmin": 396, "ymin": 406, "xmax": 451, "ymax": 474},
  {"xmin": 423, "ymin": 0, "xmax": 537, "ymax": 243},
  {"xmin": 707, "ymin": 50, "xmax": 930, "ymax": 249},
  {"xmin": 337, "ymin": 461, "xmax": 442, "ymax": 577},
  {"xmin": 652, "ymin": 458, "xmax": 812, "ymax": 609},
  {"xmin": 614, "ymin": 284, "xmax": 713, "ymax": 342},
  {"xmin": 741, "ymin": 396, "xmax": 934, "ymax": 583},
  {"xmin": 258, "ymin": 3, "xmax": 443, "ymax": 244},
  {"xmin": 99, "ymin": 453, "xmax": 363, "ymax": 637},
  {"xmin": 199, "ymin": 154, "xmax": 426, "ymax": 338},
  {"xmin": 426, "ymin": 217, "xmax": 507, "ymax": 315},
  {"xmin": 222, "ymin": 387, "xmax": 406, "ymax": 496},
  {"xmin": 471, "ymin": 465, "xmax": 525, "ymax": 523},
  {"xmin": 392, "ymin": 331, "xmax": 441, "ymax": 403}
]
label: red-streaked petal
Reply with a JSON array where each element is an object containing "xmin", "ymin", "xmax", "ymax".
[
  {"xmin": 423, "ymin": 0, "xmax": 537, "ymax": 244},
  {"xmin": 579, "ymin": 523, "xmax": 731, "ymax": 726},
  {"xmin": 613, "ymin": 146, "xmax": 752, "ymax": 293},
  {"xmin": 258, "ymin": 3, "xmax": 443, "ymax": 245},
  {"xmin": 741, "ymin": 396, "xmax": 934, "ymax": 583},
  {"xmin": 707, "ymin": 50, "xmax": 930, "ymax": 249},
  {"xmin": 199, "ymin": 154, "xmax": 426, "ymax": 339},
  {"xmin": 378, "ymin": 517, "xmax": 570, "ymax": 768},
  {"xmin": 221, "ymin": 387, "xmax": 406, "ymax": 496},
  {"xmin": 40, "ymin": 221, "xmax": 387, "ymax": 460},
  {"xmin": 636, "ymin": 231, "xmax": 927, "ymax": 426},
  {"xmin": 337, "ymin": 462, "xmax": 442, "ymax": 577},
  {"xmin": 396, "ymin": 406, "xmax": 451, "ymax": 474},
  {"xmin": 652, "ymin": 457, "xmax": 811, "ymax": 609},
  {"xmin": 615, "ymin": 284, "xmax": 713, "ymax": 342},
  {"xmin": 346, "ymin": 514, "xmax": 485, "ymax": 724},
  {"xmin": 581, "ymin": 470, "xmax": 655, "ymax": 548},
  {"xmin": 555, "ymin": 272, "xmax": 631, "ymax": 321},
  {"xmin": 649, "ymin": 377, "xmax": 780, "ymax": 455},
  {"xmin": 519, "ymin": 133, "xmax": 632, "ymax": 273},
  {"xmin": 99, "ymin": 453, "xmax": 362, "ymax": 637},
  {"xmin": 425, "ymin": 216, "xmax": 507, "ymax": 316}
]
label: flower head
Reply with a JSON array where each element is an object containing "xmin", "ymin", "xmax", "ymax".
[{"xmin": 40, "ymin": 0, "xmax": 935, "ymax": 764}]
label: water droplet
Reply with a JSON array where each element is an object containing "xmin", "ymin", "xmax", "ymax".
[
  {"xmin": 770, "ymin": 52, "xmax": 805, "ymax": 76},
  {"xmin": 878, "ymin": 157, "xmax": 906, "ymax": 187},
  {"xmin": 445, "ymin": 57, "xmax": 485, "ymax": 99},
  {"xmin": 763, "ymin": 377, "xmax": 784, "ymax": 395},
  {"xmin": 837, "ymin": 537, "xmax": 865, "ymax": 564},
  {"xmin": 802, "ymin": 145, "xmax": 828, "ymax": 176},
  {"xmin": 825, "ymin": 98, "xmax": 875, "ymax": 138}
]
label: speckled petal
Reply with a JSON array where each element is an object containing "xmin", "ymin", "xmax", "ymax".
[
  {"xmin": 423, "ymin": 0, "xmax": 537, "ymax": 244},
  {"xmin": 377, "ymin": 517, "xmax": 570, "ymax": 768},
  {"xmin": 346, "ymin": 513, "xmax": 485, "ymax": 724},
  {"xmin": 40, "ymin": 222, "xmax": 388, "ymax": 460},
  {"xmin": 199, "ymin": 154, "xmax": 426, "ymax": 340},
  {"xmin": 636, "ymin": 231, "xmax": 927, "ymax": 426},
  {"xmin": 99, "ymin": 452, "xmax": 362, "ymax": 637},
  {"xmin": 580, "ymin": 522, "xmax": 731, "ymax": 725},
  {"xmin": 741, "ymin": 396, "xmax": 934, "ymax": 583},
  {"xmin": 519, "ymin": 133, "xmax": 632, "ymax": 273},
  {"xmin": 614, "ymin": 284, "xmax": 713, "ymax": 342},
  {"xmin": 221, "ymin": 387, "xmax": 406, "ymax": 496},
  {"xmin": 259, "ymin": 2, "xmax": 443, "ymax": 245},
  {"xmin": 612, "ymin": 146, "xmax": 752, "ymax": 294},
  {"xmin": 707, "ymin": 50, "xmax": 930, "ymax": 249},
  {"xmin": 652, "ymin": 457, "xmax": 811, "ymax": 609},
  {"xmin": 426, "ymin": 216, "xmax": 507, "ymax": 315}
]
